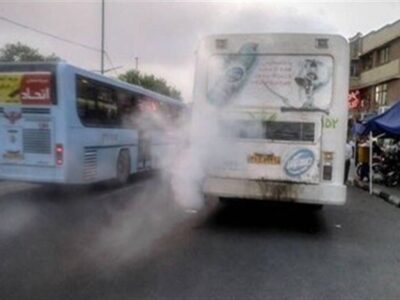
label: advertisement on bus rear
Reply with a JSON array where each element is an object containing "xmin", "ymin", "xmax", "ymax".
[
  {"xmin": 207, "ymin": 50, "xmax": 333, "ymax": 112},
  {"xmin": 0, "ymin": 72, "xmax": 52, "ymax": 105}
]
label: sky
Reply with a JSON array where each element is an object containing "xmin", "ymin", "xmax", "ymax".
[{"xmin": 0, "ymin": 0, "xmax": 399, "ymax": 101}]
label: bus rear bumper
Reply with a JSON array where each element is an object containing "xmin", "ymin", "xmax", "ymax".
[
  {"xmin": 0, "ymin": 164, "xmax": 66, "ymax": 184},
  {"xmin": 203, "ymin": 177, "xmax": 346, "ymax": 205}
]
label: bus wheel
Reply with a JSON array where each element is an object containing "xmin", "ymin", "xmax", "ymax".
[{"xmin": 116, "ymin": 150, "xmax": 131, "ymax": 185}]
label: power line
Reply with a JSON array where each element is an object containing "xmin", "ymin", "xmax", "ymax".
[
  {"xmin": 104, "ymin": 52, "xmax": 119, "ymax": 77},
  {"xmin": 0, "ymin": 14, "xmax": 121, "ymax": 76},
  {"xmin": 0, "ymin": 15, "xmax": 101, "ymax": 53}
]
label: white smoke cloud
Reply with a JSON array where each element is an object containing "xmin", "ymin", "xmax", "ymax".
[{"xmin": 0, "ymin": 196, "xmax": 38, "ymax": 237}]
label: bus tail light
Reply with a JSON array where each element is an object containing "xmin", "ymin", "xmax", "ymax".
[
  {"xmin": 322, "ymin": 151, "xmax": 334, "ymax": 181},
  {"xmin": 55, "ymin": 144, "xmax": 64, "ymax": 166}
]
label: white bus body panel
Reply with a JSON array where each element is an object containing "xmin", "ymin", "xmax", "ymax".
[
  {"xmin": 193, "ymin": 34, "xmax": 349, "ymax": 205},
  {"xmin": 204, "ymin": 177, "xmax": 346, "ymax": 205}
]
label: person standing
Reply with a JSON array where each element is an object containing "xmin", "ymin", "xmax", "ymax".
[{"xmin": 345, "ymin": 140, "xmax": 353, "ymax": 184}]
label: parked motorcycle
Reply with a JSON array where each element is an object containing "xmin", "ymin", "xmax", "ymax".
[
  {"xmin": 356, "ymin": 147, "xmax": 400, "ymax": 187},
  {"xmin": 382, "ymin": 149, "xmax": 400, "ymax": 187}
]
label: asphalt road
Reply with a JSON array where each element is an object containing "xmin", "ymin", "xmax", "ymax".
[{"xmin": 0, "ymin": 175, "xmax": 400, "ymax": 300}]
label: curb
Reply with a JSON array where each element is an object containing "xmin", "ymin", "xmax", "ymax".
[{"xmin": 354, "ymin": 180, "xmax": 400, "ymax": 207}]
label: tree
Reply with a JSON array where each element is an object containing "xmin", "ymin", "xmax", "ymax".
[
  {"xmin": 119, "ymin": 69, "xmax": 182, "ymax": 101},
  {"xmin": 0, "ymin": 42, "xmax": 59, "ymax": 62}
]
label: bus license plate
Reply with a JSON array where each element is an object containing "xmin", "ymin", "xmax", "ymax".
[
  {"xmin": 248, "ymin": 153, "xmax": 281, "ymax": 165},
  {"xmin": 3, "ymin": 151, "xmax": 24, "ymax": 160}
]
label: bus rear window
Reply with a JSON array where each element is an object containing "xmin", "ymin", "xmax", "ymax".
[
  {"xmin": 220, "ymin": 120, "xmax": 315, "ymax": 142},
  {"xmin": 266, "ymin": 122, "xmax": 315, "ymax": 142}
]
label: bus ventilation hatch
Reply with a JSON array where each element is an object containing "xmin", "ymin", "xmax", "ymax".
[{"xmin": 83, "ymin": 148, "xmax": 97, "ymax": 180}]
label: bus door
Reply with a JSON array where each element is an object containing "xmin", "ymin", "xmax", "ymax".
[
  {"xmin": 137, "ymin": 128, "xmax": 145, "ymax": 169},
  {"xmin": 137, "ymin": 128, "xmax": 152, "ymax": 170}
]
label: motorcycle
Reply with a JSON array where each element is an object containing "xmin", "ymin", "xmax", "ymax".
[
  {"xmin": 356, "ymin": 148, "xmax": 400, "ymax": 187},
  {"xmin": 382, "ymin": 150, "xmax": 400, "ymax": 187}
]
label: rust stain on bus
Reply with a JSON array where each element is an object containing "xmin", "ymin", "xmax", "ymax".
[{"xmin": 255, "ymin": 179, "xmax": 299, "ymax": 201}]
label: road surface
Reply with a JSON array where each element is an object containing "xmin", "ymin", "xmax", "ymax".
[{"xmin": 0, "ymin": 175, "xmax": 399, "ymax": 300}]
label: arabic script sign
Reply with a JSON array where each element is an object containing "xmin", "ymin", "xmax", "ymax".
[{"xmin": 0, "ymin": 72, "xmax": 52, "ymax": 105}]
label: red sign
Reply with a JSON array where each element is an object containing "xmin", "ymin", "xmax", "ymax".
[
  {"xmin": 20, "ymin": 73, "xmax": 52, "ymax": 105},
  {"xmin": 348, "ymin": 90, "xmax": 361, "ymax": 109}
]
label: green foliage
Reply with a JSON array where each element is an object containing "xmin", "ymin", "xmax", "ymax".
[
  {"xmin": 0, "ymin": 42, "xmax": 60, "ymax": 62},
  {"xmin": 119, "ymin": 69, "xmax": 182, "ymax": 101}
]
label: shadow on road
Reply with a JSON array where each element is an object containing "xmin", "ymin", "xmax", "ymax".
[
  {"xmin": 0, "ymin": 171, "xmax": 157, "ymax": 204},
  {"xmin": 201, "ymin": 200, "xmax": 327, "ymax": 235}
]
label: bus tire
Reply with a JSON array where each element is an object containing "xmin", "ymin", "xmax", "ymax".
[{"xmin": 116, "ymin": 150, "xmax": 131, "ymax": 185}]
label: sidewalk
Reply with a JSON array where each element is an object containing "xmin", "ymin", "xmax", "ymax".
[
  {"xmin": 349, "ymin": 159, "xmax": 400, "ymax": 207},
  {"xmin": 354, "ymin": 180, "xmax": 400, "ymax": 207}
]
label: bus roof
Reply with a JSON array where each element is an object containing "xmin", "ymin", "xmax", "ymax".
[
  {"xmin": 197, "ymin": 33, "xmax": 348, "ymax": 56},
  {"xmin": 202, "ymin": 32, "xmax": 347, "ymax": 42}
]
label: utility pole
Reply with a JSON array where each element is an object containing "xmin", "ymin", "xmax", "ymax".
[
  {"xmin": 101, "ymin": 0, "xmax": 105, "ymax": 74},
  {"xmin": 135, "ymin": 56, "xmax": 139, "ymax": 70}
]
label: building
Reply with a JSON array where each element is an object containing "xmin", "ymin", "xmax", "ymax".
[{"xmin": 349, "ymin": 19, "xmax": 400, "ymax": 120}]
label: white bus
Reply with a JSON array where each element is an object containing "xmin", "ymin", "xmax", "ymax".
[
  {"xmin": 0, "ymin": 62, "xmax": 185, "ymax": 184},
  {"xmin": 192, "ymin": 33, "xmax": 349, "ymax": 206}
]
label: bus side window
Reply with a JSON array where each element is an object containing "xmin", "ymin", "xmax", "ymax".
[
  {"xmin": 77, "ymin": 78, "xmax": 97, "ymax": 125},
  {"xmin": 168, "ymin": 105, "xmax": 182, "ymax": 127},
  {"xmin": 129, "ymin": 95, "xmax": 141, "ymax": 128},
  {"xmin": 97, "ymin": 86, "xmax": 118, "ymax": 126},
  {"xmin": 172, "ymin": 107, "xmax": 181, "ymax": 124},
  {"xmin": 116, "ymin": 89, "xmax": 140, "ymax": 129},
  {"xmin": 77, "ymin": 76, "xmax": 118, "ymax": 128}
]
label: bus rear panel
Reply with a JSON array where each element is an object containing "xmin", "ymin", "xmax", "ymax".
[
  {"xmin": 0, "ymin": 64, "xmax": 66, "ymax": 183},
  {"xmin": 193, "ymin": 34, "xmax": 349, "ymax": 205}
]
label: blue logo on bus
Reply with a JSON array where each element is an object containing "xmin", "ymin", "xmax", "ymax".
[
  {"xmin": 284, "ymin": 149, "xmax": 315, "ymax": 177},
  {"xmin": 225, "ymin": 67, "xmax": 244, "ymax": 83}
]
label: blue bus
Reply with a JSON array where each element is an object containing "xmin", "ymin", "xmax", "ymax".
[{"xmin": 0, "ymin": 62, "xmax": 185, "ymax": 184}]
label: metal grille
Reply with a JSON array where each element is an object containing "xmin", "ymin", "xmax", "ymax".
[
  {"xmin": 83, "ymin": 148, "xmax": 97, "ymax": 180},
  {"xmin": 23, "ymin": 128, "xmax": 51, "ymax": 154}
]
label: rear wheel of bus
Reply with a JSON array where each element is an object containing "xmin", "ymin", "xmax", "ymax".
[{"xmin": 116, "ymin": 150, "xmax": 131, "ymax": 185}]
